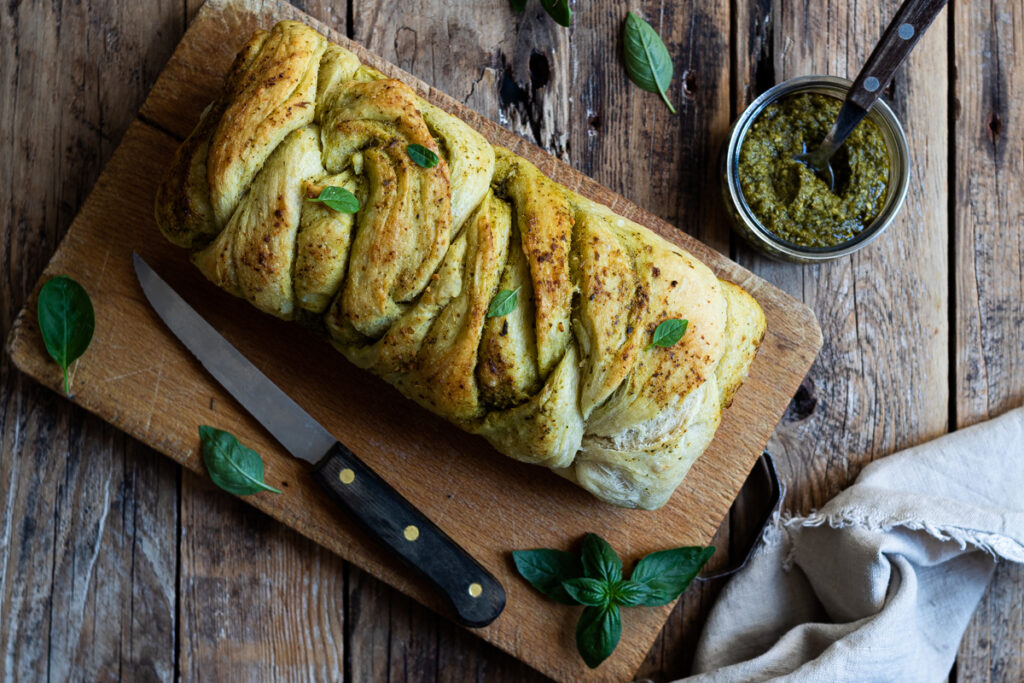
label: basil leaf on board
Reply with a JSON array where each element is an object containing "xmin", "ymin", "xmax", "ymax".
[
  {"xmin": 610, "ymin": 579, "xmax": 655, "ymax": 607},
  {"xmin": 199, "ymin": 426, "xmax": 283, "ymax": 496},
  {"xmin": 576, "ymin": 604, "xmax": 621, "ymax": 669},
  {"xmin": 406, "ymin": 143, "xmax": 440, "ymax": 168},
  {"xmin": 486, "ymin": 286, "xmax": 521, "ymax": 318},
  {"xmin": 513, "ymin": 535, "xmax": 715, "ymax": 668},
  {"xmin": 646, "ymin": 318, "xmax": 688, "ymax": 350},
  {"xmin": 622, "ymin": 11, "xmax": 677, "ymax": 114},
  {"xmin": 581, "ymin": 533, "xmax": 622, "ymax": 583},
  {"xmin": 37, "ymin": 275, "xmax": 95, "ymax": 395},
  {"xmin": 512, "ymin": 548, "xmax": 583, "ymax": 605},
  {"xmin": 307, "ymin": 185, "xmax": 360, "ymax": 213},
  {"xmin": 628, "ymin": 545, "xmax": 715, "ymax": 606},
  {"xmin": 510, "ymin": 0, "xmax": 527, "ymax": 13},
  {"xmin": 562, "ymin": 577, "xmax": 610, "ymax": 607},
  {"xmin": 540, "ymin": 0, "xmax": 572, "ymax": 27}
]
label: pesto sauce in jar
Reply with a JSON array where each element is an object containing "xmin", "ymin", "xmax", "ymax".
[{"xmin": 738, "ymin": 93, "xmax": 890, "ymax": 247}]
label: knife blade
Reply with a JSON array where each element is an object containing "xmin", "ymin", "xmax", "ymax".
[{"xmin": 133, "ymin": 253, "xmax": 504, "ymax": 628}]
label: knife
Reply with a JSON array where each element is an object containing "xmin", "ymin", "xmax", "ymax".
[{"xmin": 132, "ymin": 253, "xmax": 505, "ymax": 628}]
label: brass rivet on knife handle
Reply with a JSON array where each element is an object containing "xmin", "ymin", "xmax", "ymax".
[
  {"xmin": 309, "ymin": 441, "xmax": 506, "ymax": 627},
  {"xmin": 339, "ymin": 468, "xmax": 355, "ymax": 484}
]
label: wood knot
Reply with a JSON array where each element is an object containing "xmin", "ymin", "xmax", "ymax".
[
  {"xmin": 682, "ymin": 69, "xmax": 698, "ymax": 100},
  {"xmin": 529, "ymin": 51, "xmax": 550, "ymax": 90},
  {"xmin": 987, "ymin": 112, "xmax": 1003, "ymax": 143},
  {"xmin": 783, "ymin": 377, "xmax": 817, "ymax": 423}
]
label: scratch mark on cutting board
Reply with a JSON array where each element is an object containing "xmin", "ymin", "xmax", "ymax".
[
  {"xmin": 99, "ymin": 364, "xmax": 165, "ymax": 385},
  {"xmin": 143, "ymin": 350, "xmax": 168, "ymax": 435},
  {"xmin": 425, "ymin": 454, "xmax": 459, "ymax": 526},
  {"xmin": 95, "ymin": 246, "xmax": 111, "ymax": 280}
]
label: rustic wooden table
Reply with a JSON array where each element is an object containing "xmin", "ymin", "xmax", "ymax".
[{"xmin": 2, "ymin": 0, "xmax": 1020, "ymax": 680}]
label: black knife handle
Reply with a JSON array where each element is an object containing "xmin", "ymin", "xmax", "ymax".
[{"xmin": 310, "ymin": 442, "xmax": 505, "ymax": 628}]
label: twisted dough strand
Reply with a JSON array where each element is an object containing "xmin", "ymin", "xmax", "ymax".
[{"xmin": 155, "ymin": 21, "xmax": 766, "ymax": 509}]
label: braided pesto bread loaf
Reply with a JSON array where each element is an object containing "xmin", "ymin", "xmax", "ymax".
[{"xmin": 155, "ymin": 20, "xmax": 766, "ymax": 510}]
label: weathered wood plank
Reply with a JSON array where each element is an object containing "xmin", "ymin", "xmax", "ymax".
[
  {"xmin": 733, "ymin": 0, "xmax": 957, "ymax": 678},
  {"xmin": 953, "ymin": 0, "xmax": 1024, "ymax": 679},
  {"xmin": 734, "ymin": 0, "xmax": 949, "ymax": 512},
  {"xmin": 48, "ymin": 430, "xmax": 180, "ymax": 681},
  {"xmin": 0, "ymin": 0, "xmax": 182, "ymax": 679},
  {"xmin": 178, "ymin": 472, "xmax": 348, "ymax": 680},
  {"xmin": 188, "ymin": 0, "xmax": 352, "ymax": 28},
  {"xmin": 572, "ymin": 1, "xmax": 734, "ymax": 254}
]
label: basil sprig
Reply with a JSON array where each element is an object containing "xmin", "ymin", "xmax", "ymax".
[
  {"xmin": 509, "ymin": 0, "xmax": 571, "ymax": 26},
  {"xmin": 486, "ymin": 286, "xmax": 521, "ymax": 318},
  {"xmin": 513, "ymin": 533, "xmax": 714, "ymax": 668},
  {"xmin": 622, "ymin": 11, "xmax": 677, "ymax": 114},
  {"xmin": 37, "ymin": 275, "xmax": 95, "ymax": 395},
  {"xmin": 199, "ymin": 426, "xmax": 282, "ymax": 496},
  {"xmin": 646, "ymin": 318, "xmax": 688, "ymax": 350},
  {"xmin": 406, "ymin": 143, "xmax": 440, "ymax": 168},
  {"xmin": 307, "ymin": 185, "xmax": 360, "ymax": 214}
]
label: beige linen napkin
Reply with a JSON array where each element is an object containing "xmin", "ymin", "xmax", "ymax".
[{"xmin": 683, "ymin": 407, "xmax": 1024, "ymax": 682}]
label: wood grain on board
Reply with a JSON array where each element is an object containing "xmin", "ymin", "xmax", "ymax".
[
  {"xmin": 5, "ymin": 0, "xmax": 820, "ymax": 680},
  {"xmin": 954, "ymin": 0, "xmax": 1024, "ymax": 679}
]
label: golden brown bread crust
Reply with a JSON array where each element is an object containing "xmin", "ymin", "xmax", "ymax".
[{"xmin": 154, "ymin": 20, "xmax": 767, "ymax": 509}]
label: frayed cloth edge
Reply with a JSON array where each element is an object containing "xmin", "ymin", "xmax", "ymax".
[{"xmin": 768, "ymin": 509, "xmax": 1024, "ymax": 564}]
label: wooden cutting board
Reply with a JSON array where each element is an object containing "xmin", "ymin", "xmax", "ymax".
[{"xmin": 5, "ymin": 0, "xmax": 822, "ymax": 679}]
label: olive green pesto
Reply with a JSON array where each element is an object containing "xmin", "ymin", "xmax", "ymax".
[{"xmin": 738, "ymin": 93, "xmax": 890, "ymax": 247}]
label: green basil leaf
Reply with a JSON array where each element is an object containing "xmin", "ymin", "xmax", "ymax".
[
  {"xmin": 562, "ymin": 577, "xmax": 610, "ymax": 607},
  {"xmin": 622, "ymin": 11, "xmax": 677, "ymax": 114},
  {"xmin": 576, "ymin": 604, "xmax": 621, "ymax": 669},
  {"xmin": 37, "ymin": 275, "xmax": 95, "ymax": 395},
  {"xmin": 512, "ymin": 548, "xmax": 582, "ymax": 605},
  {"xmin": 510, "ymin": 0, "xmax": 527, "ymax": 13},
  {"xmin": 610, "ymin": 579, "xmax": 655, "ymax": 607},
  {"xmin": 627, "ymin": 545, "xmax": 715, "ymax": 606},
  {"xmin": 540, "ymin": 0, "xmax": 571, "ymax": 27},
  {"xmin": 307, "ymin": 185, "xmax": 360, "ymax": 213},
  {"xmin": 486, "ymin": 286, "xmax": 521, "ymax": 318},
  {"xmin": 581, "ymin": 533, "xmax": 622, "ymax": 583},
  {"xmin": 199, "ymin": 426, "xmax": 282, "ymax": 496},
  {"xmin": 646, "ymin": 318, "xmax": 688, "ymax": 350},
  {"xmin": 406, "ymin": 143, "xmax": 440, "ymax": 168}
]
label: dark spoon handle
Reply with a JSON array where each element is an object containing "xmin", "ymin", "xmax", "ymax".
[
  {"xmin": 818, "ymin": 0, "xmax": 947, "ymax": 163},
  {"xmin": 847, "ymin": 0, "xmax": 948, "ymax": 111}
]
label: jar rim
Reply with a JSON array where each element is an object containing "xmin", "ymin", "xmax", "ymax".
[{"xmin": 723, "ymin": 75, "xmax": 911, "ymax": 262}]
